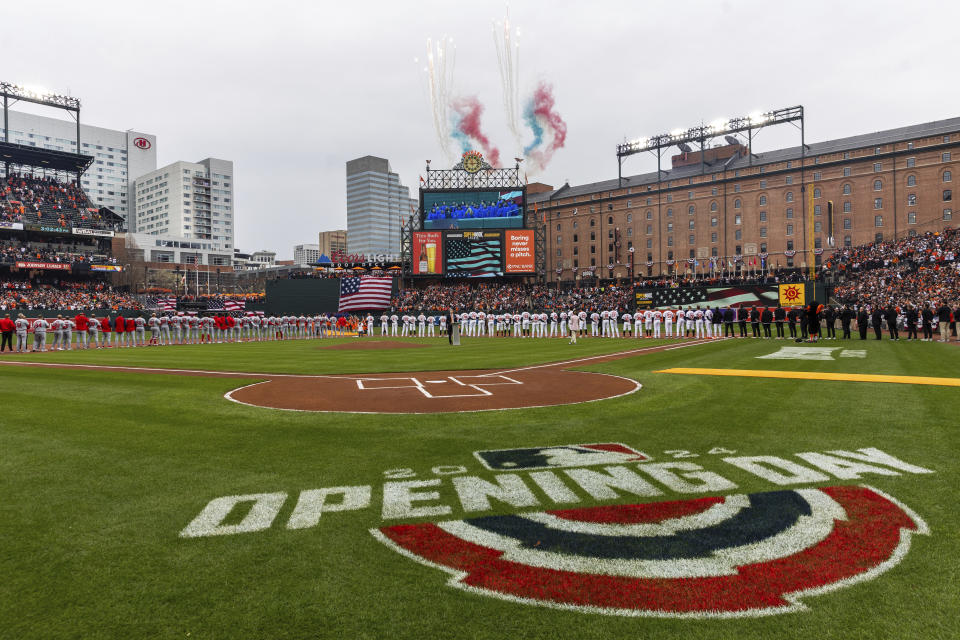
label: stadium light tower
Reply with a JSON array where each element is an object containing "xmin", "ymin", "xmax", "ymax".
[
  {"xmin": 615, "ymin": 105, "xmax": 807, "ymax": 187},
  {"xmin": 1, "ymin": 81, "xmax": 82, "ymax": 154}
]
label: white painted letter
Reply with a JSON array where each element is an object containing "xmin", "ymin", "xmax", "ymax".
[
  {"xmin": 724, "ymin": 456, "xmax": 830, "ymax": 485},
  {"xmin": 826, "ymin": 448, "xmax": 934, "ymax": 475},
  {"xmin": 286, "ymin": 486, "xmax": 372, "ymax": 530},
  {"xmin": 638, "ymin": 462, "xmax": 738, "ymax": 493},
  {"xmin": 528, "ymin": 471, "xmax": 581, "ymax": 504},
  {"xmin": 382, "ymin": 479, "xmax": 451, "ymax": 520},
  {"xmin": 180, "ymin": 492, "xmax": 287, "ymax": 538},
  {"xmin": 564, "ymin": 466, "xmax": 663, "ymax": 500},
  {"xmin": 795, "ymin": 452, "xmax": 901, "ymax": 479},
  {"xmin": 452, "ymin": 474, "xmax": 540, "ymax": 513}
]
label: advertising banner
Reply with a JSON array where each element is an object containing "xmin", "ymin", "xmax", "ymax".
[
  {"xmin": 504, "ymin": 230, "xmax": 535, "ymax": 274},
  {"xmin": 16, "ymin": 261, "xmax": 71, "ymax": 271},
  {"xmin": 73, "ymin": 228, "xmax": 115, "ymax": 238},
  {"xmin": 0, "ymin": 221, "xmax": 24, "ymax": 230},
  {"xmin": 413, "ymin": 231, "xmax": 443, "ymax": 275},
  {"xmin": 91, "ymin": 264, "xmax": 124, "ymax": 272},
  {"xmin": 778, "ymin": 283, "xmax": 806, "ymax": 307}
]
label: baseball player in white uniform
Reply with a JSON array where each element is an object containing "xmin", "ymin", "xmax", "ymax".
[
  {"xmin": 622, "ymin": 311, "xmax": 632, "ymax": 337},
  {"xmin": 675, "ymin": 308, "xmax": 686, "ymax": 337},
  {"xmin": 664, "ymin": 308, "xmax": 675, "ymax": 337}
]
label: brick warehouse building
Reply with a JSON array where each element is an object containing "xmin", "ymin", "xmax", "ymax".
[{"xmin": 528, "ymin": 116, "xmax": 957, "ymax": 283}]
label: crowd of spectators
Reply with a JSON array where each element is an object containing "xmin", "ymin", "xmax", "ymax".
[
  {"xmin": 1, "ymin": 173, "xmax": 115, "ymax": 229},
  {"xmin": 0, "ymin": 278, "xmax": 143, "ymax": 311},
  {"xmin": 0, "ymin": 238, "xmax": 116, "ymax": 266},
  {"xmin": 394, "ymin": 283, "xmax": 634, "ymax": 313},
  {"xmin": 831, "ymin": 229, "xmax": 959, "ymax": 308}
]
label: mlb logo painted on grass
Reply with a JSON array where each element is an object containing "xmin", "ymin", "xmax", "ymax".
[{"xmin": 474, "ymin": 443, "xmax": 650, "ymax": 471}]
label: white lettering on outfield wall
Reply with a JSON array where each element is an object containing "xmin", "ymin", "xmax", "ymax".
[{"xmin": 179, "ymin": 448, "xmax": 935, "ymax": 538}]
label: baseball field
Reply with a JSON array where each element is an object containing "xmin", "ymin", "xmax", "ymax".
[{"xmin": 1, "ymin": 335, "xmax": 957, "ymax": 639}]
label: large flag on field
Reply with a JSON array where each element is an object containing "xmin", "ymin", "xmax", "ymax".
[
  {"xmin": 338, "ymin": 276, "xmax": 392, "ymax": 312},
  {"xmin": 224, "ymin": 299, "xmax": 246, "ymax": 311},
  {"xmin": 649, "ymin": 286, "xmax": 781, "ymax": 309}
]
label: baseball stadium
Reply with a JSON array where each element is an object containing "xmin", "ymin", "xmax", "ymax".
[{"xmin": 3, "ymin": 22, "xmax": 960, "ymax": 640}]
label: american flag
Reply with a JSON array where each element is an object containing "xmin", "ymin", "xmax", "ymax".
[
  {"xmin": 207, "ymin": 300, "xmax": 224, "ymax": 310},
  {"xmin": 446, "ymin": 236, "xmax": 502, "ymax": 277},
  {"xmin": 224, "ymin": 300, "xmax": 245, "ymax": 311},
  {"xmin": 652, "ymin": 288, "xmax": 707, "ymax": 308},
  {"xmin": 157, "ymin": 296, "xmax": 177, "ymax": 311},
  {"xmin": 706, "ymin": 286, "xmax": 779, "ymax": 308},
  {"xmin": 338, "ymin": 276, "xmax": 392, "ymax": 312}
]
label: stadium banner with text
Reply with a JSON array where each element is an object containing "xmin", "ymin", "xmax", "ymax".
[
  {"xmin": 72, "ymin": 228, "xmax": 115, "ymax": 238},
  {"xmin": 25, "ymin": 224, "xmax": 71, "ymax": 234},
  {"xmin": 91, "ymin": 264, "xmax": 124, "ymax": 272},
  {"xmin": 0, "ymin": 221, "xmax": 24, "ymax": 230},
  {"xmin": 422, "ymin": 189, "xmax": 525, "ymax": 230},
  {"xmin": 444, "ymin": 231, "xmax": 503, "ymax": 278},
  {"xmin": 504, "ymin": 229, "xmax": 535, "ymax": 274},
  {"xmin": 16, "ymin": 261, "xmax": 71, "ymax": 271},
  {"xmin": 412, "ymin": 231, "xmax": 443, "ymax": 276},
  {"xmin": 778, "ymin": 283, "xmax": 806, "ymax": 307}
]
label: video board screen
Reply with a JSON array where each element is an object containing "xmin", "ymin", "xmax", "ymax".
[
  {"xmin": 412, "ymin": 231, "xmax": 443, "ymax": 275},
  {"xmin": 504, "ymin": 229, "xmax": 535, "ymax": 274},
  {"xmin": 444, "ymin": 231, "xmax": 503, "ymax": 278},
  {"xmin": 422, "ymin": 189, "xmax": 524, "ymax": 230}
]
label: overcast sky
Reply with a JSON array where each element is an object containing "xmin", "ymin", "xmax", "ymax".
[{"xmin": 3, "ymin": 1, "xmax": 956, "ymax": 259}]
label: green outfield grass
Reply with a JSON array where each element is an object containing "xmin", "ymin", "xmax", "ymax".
[{"xmin": 1, "ymin": 336, "xmax": 957, "ymax": 639}]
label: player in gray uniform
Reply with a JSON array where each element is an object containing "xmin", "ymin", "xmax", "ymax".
[
  {"xmin": 49, "ymin": 316, "xmax": 64, "ymax": 350},
  {"xmin": 160, "ymin": 315, "xmax": 171, "ymax": 345},
  {"xmin": 62, "ymin": 317, "xmax": 74, "ymax": 350},
  {"xmin": 148, "ymin": 314, "xmax": 161, "ymax": 345},
  {"xmin": 15, "ymin": 314, "xmax": 29, "ymax": 352},
  {"xmin": 87, "ymin": 315, "xmax": 100, "ymax": 348},
  {"xmin": 172, "ymin": 314, "xmax": 183, "ymax": 345},
  {"xmin": 134, "ymin": 315, "xmax": 147, "ymax": 346},
  {"xmin": 32, "ymin": 316, "xmax": 50, "ymax": 352}
]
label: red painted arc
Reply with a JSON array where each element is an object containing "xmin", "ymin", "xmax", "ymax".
[
  {"xmin": 379, "ymin": 486, "xmax": 918, "ymax": 614},
  {"xmin": 546, "ymin": 495, "xmax": 725, "ymax": 524}
]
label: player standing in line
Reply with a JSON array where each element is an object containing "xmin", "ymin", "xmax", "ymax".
[
  {"xmin": 600, "ymin": 310, "xmax": 610, "ymax": 338},
  {"xmin": 559, "ymin": 311, "xmax": 568, "ymax": 338},
  {"xmin": 612, "ymin": 309, "xmax": 621, "ymax": 337},
  {"xmin": 438, "ymin": 312, "xmax": 447, "ymax": 337},
  {"xmin": 652, "ymin": 308, "xmax": 663, "ymax": 338},
  {"xmin": 423, "ymin": 314, "xmax": 433, "ymax": 337},
  {"xmin": 388, "ymin": 313, "xmax": 397, "ymax": 336},
  {"xmin": 508, "ymin": 312, "xmax": 517, "ymax": 337},
  {"xmin": 711, "ymin": 306, "xmax": 722, "ymax": 338},
  {"xmin": 415, "ymin": 312, "xmax": 424, "ymax": 337},
  {"xmin": 621, "ymin": 311, "xmax": 632, "ymax": 337},
  {"xmin": 74, "ymin": 312, "xmax": 89, "ymax": 350},
  {"xmin": 158, "ymin": 314, "xmax": 169, "ymax": 346},
  {"xmin": 15, "ymin": 314, "xmax": 29, "ymax": 352},
  {"xmin": 692, "ymin": 307, "xmax": 703, "ymax": 339},
  {"xmin": 704, "ymin": 307, "xmax": 713, "ymax": 339},
  {"xmin": 641, "ymin": 308, "xmax": 652, "ymax": 338},
  {"xmin": 486, "ymin": 311, "xmax": 495, "ymax": 337},
  {"xmin": 663, "ymin": 307, "xmax": 674, "ymax": 338},
  {"xmin": 132, "ymin": 315, "xmax": 145, "ymax": 346},
  {"xmin": 476, "ymin": 311, "xmax": 485, "ymax": 337},
  {"xmin": 85, "ymin": 314, "xmax": 99, "ymax": 349},
  {"xmin": 379, "ymin": 313, "xmax": 388, "ymax": 336},
  {"xmin": 632, "ymin": 309, "xmax": 642, "ymax": 338},
  {"xmin": 49, "ymin": 315, "xmax": 63, "ymax": 351},
  {"xmin": 674, "ymin": 308, "xmax": 685, "ymax": 338},
  {"xmin": 62, "ymin": 316, "xmax": 74, "ymax": 350},
  {"xmin": 99, "ymin": 315, "xmax": 112, "ymax": 348},
  {"xmin": 568, "ymin": 309, "xmax": 580, "ymax": 344},
  {"xmin": 148, "ymin": 314, "xmax": 160, "ymax": 345},
  {"xmin": 546, "ymin": 311, "xmax": 556, "ymax": 338},
  {"xmin": 171, "ymin": 314, "xmax": 182, "ymax": 345},
  {"xmin": 587, "ymin": 310, "xmax": 597, "ymax": 337},
  {"xmin": 32, "ymin": 316, "xmax": 50, "ymax": 352}
]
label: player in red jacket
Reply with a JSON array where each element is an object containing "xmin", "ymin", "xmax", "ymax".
[
  {"xmin": 225, "ymin": 315, "xmax": 236, "ymax": 343},
  {"xmin": 125, "ymin": 317, "xmax": 136, "ymax": 346},
  {"xmin": 100, "ymin": 316, "xmax": 112, "ymax": 348},
  {"xmin": 114, "ymin": 314, "xmax": 126, "ymax": 347},
  {"xmin": 74, "ymin": 313, "xmax": 89, "ymax": 349}
]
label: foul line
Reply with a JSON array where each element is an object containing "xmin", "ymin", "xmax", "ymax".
[{"xmin": 658, "ymin": 367, "xmax": 960, "ymax": 387}]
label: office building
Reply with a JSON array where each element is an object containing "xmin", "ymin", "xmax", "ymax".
[
  {"xmin": 294, "ymin": 243, "xmax": 321, "ymax": 266},
  {"xmin": 346, "ymin": 156, "xmax": 415, "ymax": 256}
]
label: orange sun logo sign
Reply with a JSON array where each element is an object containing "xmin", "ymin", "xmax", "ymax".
[{"xmin": 778, "ymin": 284, "xmax": 805, "ymax": 307}]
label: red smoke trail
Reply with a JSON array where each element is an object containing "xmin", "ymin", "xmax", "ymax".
[
  {"xmin": 525, "ymin": 81, "xmax": 567, "ymax": 172},
  {"xmin": 451, "ymin": 96, "xmax": 501, "ymax": 167}
]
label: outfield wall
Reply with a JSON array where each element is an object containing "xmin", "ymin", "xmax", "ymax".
[{"xmin": 263, "ymin": 279, "xmax": 398, "ymax": 315}]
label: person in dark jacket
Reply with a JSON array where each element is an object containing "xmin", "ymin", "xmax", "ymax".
[
  {"xmin": 787, "ymin": 307, "xmax": 798, "ymax": 338},
  {"xmin": 749, "ymin": 306, "xmax": 761, "ymax": 337},
  {"xmin": 724, "ymin": 307, "xmax": 735, "ymax": 337},
  {"xmin": 885, "ymin": 304, "xmax": 899, "ymax": 340},
  {"xmin": 905, "ymin": 304, "xmax": 919, "ymax": 341},
  {"xmin": 839, "ymin": 305, "xmax": 853, "ymax": 339},
  {"xmin": 936, "ymin": 302, "xmax": 952, "ymax": 342},
  {"xmin": 871, "ymin": 305, "xmax": 884, "ymax": 340},
  {"xmin": 921, "ymin": 303, "xmax": 934, "ymax": 341},
  {"xmin": 761, "ymin": 306, "xmax": 773, "ymax": 338},
  {"xmin": 806, "ymin": 301, "xmax": 822, "ymax": 341},
  {"xmin": 823, "ymin": 305, "xmax": 837, "ymax": 339},
  {"xmin": 857, "ymin": 306, "xmax": 869, "ymax": 340},
  {"xmin": 737, "ymin": 306, "xmax": 748, "ymax": 337},
  {"xmin": 774, "ymin": 305, "xmax": 786, "ymax": 338}
]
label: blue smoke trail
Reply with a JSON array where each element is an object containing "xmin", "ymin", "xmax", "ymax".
[
  {"xmin": 523, "ymin": 98, "xmax": 543, "ymax": 155},
  {"xmin": 450, "ymin": 113, "xmax": 472, "ymax": 152}
]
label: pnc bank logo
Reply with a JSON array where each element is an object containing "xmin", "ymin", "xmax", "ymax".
[{"xmin": 133, "ymin": 137, "xmax": 151, "ymax": 150}]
